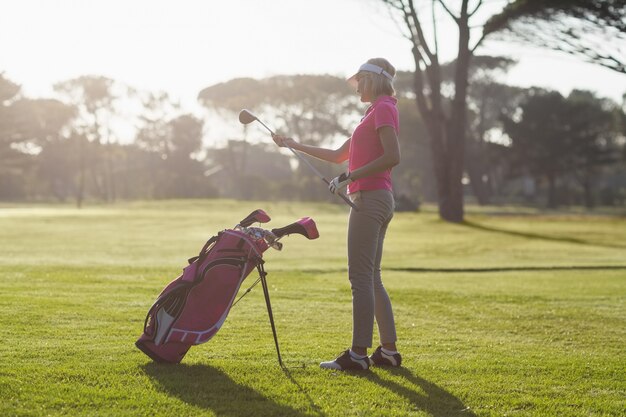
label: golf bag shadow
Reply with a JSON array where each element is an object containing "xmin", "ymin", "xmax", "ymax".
[{"xmin": 136, "ymin": 209, "xmax": 318, "ymax": 366}]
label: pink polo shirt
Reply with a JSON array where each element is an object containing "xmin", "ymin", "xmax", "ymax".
[{"xmin": 348, "ymin": 95, "xmax": 399, "ymax": 194}]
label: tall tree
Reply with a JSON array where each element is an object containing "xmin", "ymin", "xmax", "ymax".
[
  {"xmin": 198, "ymin": 74, "xmax": 359, "ymax": 144},
  {"xmin": 198, "ymin": 74, "xmax": 361, "ymax": 202},
  {"xmin": 54, "ymin": 76, "xmax": 125, "ymax": 203},
  {"xmin": 392, "ymin": 59, "xmax": 524, "ymax": 205},
  {"xmin": 0, "ymin": 74, "xmax": 21, "ymax": 165},
  {"xmin": 502, "ymin": 89, "xmax": 620, "ymax": 208},
  {"xmin": 564, "ymin": 90, "xmax": 622, "ymax": 208},
  {"xmin": 393, "ymin": 96, "xmax": 431, "ymax": 206},
  {"xmin": 380, "ymin": 0, "xmax": 516, "ymax": 222},
  {"xmin": 134, "ymin": 91, "xmax": 181, "ymax": 198},
  {"xmin": 135, "ymin": 91, "xmax": 181, "ymax": 155},
  {"xmin": 0, "ymin": 73, "xmax": 75, "ymax": 200},
  {"xmin": 205, "ymin": 141, "xmax": 293, "ymax": 200},
  {"xmin": 503, "ymin": 90, "xmax": 571, "ymax": 207},
  {"xmin": 161, "ymin": 114, "xmax": 208, "ymax": 198},
  {"xmin": 460, "ymin": 56, "xmax": 524, "ymax": 204},
  {"xmin": 136, "ymin": 107, "xmax": 211, "ymax": 199},
  {"xmin": 485, "ymin": 0, "xmax": 626, "ymax": 74},
  {"xmin": 37, "ymin": 132, "xmax": 85, "ymax": 202}
]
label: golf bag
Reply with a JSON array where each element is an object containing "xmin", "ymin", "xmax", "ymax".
[{"xmin": 135, "ymin": 209, "xmax": 319, "ymax": 365}]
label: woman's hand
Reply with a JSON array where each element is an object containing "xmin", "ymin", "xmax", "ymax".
[
  {"xmin": 329, "ymin": 172, "xmax": 352, "ymax": 194},
  {"xmin": 272, "ymin": 134, "xmax": 298, "ymax": 149}
]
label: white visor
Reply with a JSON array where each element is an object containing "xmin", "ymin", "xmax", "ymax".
[{"xmin": 347, "ymin": 63, "xmax": 394, "ymax": 87}]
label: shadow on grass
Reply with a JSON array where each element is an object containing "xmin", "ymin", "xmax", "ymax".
[
  {"xmin": 141, "ymin": 362, "xmax": 472, "ymax": 416},
  {"xmin": 353, "ymin": 367, "xmax": 476, "ymax": 417},
  {"xmin": 282, "ymin": 368, "xmax": 326, "ymax": 416},
  {"xmin": 389, "ymin": 265, "xmax": 626, "ymax": 273},
  {"xmin": 142, "ymin": 363, "xmax": 316, "ymax": 417},
  {"xmin": 462, "ymin": 220, "xmax": 626, "ymax": 250}
]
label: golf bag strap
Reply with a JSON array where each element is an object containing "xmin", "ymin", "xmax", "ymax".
[
  {"xmin": 199, "ymin": 234, "xmax": 219, "ymax": 258},
  {"xmin": 191, "ymin": 234, "xmax": 220, "ymax": 278}
]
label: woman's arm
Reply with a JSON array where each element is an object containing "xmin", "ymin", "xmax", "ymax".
[
  {"xmin": 349, "ymin": 126, "xmax": 400, "ymax": 180},
  {"xmin": 273, "ymin": 135, "xmax": 350, "ymax": 164}
]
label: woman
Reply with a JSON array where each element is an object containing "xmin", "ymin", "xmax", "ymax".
[{"xmin": 273, "ymin": 58, "xmax": 401, "ymax": 371}]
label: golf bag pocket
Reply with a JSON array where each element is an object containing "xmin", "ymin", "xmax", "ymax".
[{"xmin": 166, "ymin": 259, "xmax": 247, "ymax": 344}]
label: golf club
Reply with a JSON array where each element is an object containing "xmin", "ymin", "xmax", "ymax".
[{"xmin": 238, "ymin": 109, "xmax": 358, "ymax": 211}]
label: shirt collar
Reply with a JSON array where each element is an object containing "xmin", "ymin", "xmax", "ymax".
[{"xmin": 365, "ymin": 95, "xmax": 397, "ymax": 115}]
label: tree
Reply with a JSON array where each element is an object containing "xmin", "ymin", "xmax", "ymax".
[
  {"xmin": 1, "ymin": 74, "xmax": 74, "ymax": 162},
  {"xmin": 135, "ymin": 91, "xmax": 181, "ymax": 155},
  {"xmin": 54, "ymin": 76, "xmax": 126, "ymax": 204},
  {"xmin": 0, "ymin": 73, "xmax": 75, "ymax": 200},
  {"xmin": 393, "ymin": 95, "xmax": 431, "ymax": 206},
  {"xmin": 163, "ymin": 114, "xmax": 207, "ymax": 198},
  {"xmin": 135, "ymin": 107, "xmax": 212, "ymax": 198},
  {"xmin": 198, "ymin": 74, "xmax": 359, "ymax": 144},
  {"xmin": 392, "ymin": 57, "xmax": 524, "ymax": 205},
  {"xmin": 485, "ymin": 0, "xmax": 626, "ymax": 74},
  {"xmin": 565, "ymin": 90, "xmax": 622, "ymax": 207},
  {"xmin": 0, "ymin": 74, "xmax": 21, "ymax": 168},
  {"xmin": 37, "ymin": 133, "xmax": 84, "ymax": 202},
  {"xmin": 461, "ymin": 57, "xmax": 525, "ymax": 204},
  {"xmin": 198, "ymin": 74, "xmax": 361, "ymax": 202},
  {"xmin": 503, "ymin": 90, "xmax": 572, "ymax": 207},
  {"xmin": 502, "ymin": 89, "xmax": 620, "ymax": 208},
  {"xmin": 0, "ymin": 74, "xmax": 31, "ymax": 199},
  {"xmin": 205, "ymin": 141, "xmax": 293, "ymax": 200},
  {"xmin": 380, "ymin": 0, "xmax": 517, "ymax": 222}
]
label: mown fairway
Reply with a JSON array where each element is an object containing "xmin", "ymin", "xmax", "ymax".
[{"xmin": 1, "ymin": 200, "xmax": 624, "ymax": 417}]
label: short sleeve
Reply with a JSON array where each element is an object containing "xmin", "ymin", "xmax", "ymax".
[{"xmin": 374, "ymin": 102, "xmax": 398, "ymax": 133}]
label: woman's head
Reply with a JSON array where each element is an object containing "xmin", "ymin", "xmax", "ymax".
[{"xmin": 349, "ymin": 58, "xmax": 396, "ymax": 102}]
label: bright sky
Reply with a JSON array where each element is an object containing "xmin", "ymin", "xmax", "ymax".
[{"xmin": 1, "ymin": 0, "xmax": 624, "ymax": 120}]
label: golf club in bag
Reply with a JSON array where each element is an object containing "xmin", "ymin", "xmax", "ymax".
[
  {"xmin": 135, "ymin": 209, "xmax": 319, "ymax": 367},
  {"xmin": 238, "ymin": 109, "xmax": 358, "ymax": 211}
]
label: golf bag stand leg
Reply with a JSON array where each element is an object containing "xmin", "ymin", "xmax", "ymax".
[{"xmin": 257, "ymin": 263, "xmax": 284, "ymax": 368}]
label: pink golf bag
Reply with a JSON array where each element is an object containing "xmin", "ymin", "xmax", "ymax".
[{"xmin": 136, "ymin": 209, "xmax": 319, "ymax": 366}]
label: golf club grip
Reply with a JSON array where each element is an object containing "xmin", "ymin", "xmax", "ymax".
[
  {"xmin": 315, "ymin": 176, "xmax": 358, "ymax": 210},
  {"xmin": 338, "ymin": 190, "xmax": 358, "ymax": 211}
]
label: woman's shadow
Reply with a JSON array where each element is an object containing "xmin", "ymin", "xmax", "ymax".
[
  {"xmin": 356, "ymin": 367, "xmax": 477, "ymax": 417},
  {"xmin": 143, "ymin": 362, "xmax": 474, "ymax": 417},
  {"xmin": 142, "ymin": 362, "xmax": 314, "ymax": 417}
]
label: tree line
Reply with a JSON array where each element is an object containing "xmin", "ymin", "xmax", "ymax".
[
  {"xmin": 1, "ymin": 59, "xmax": 624, "ymax": 210},
  {"xmin": 2, "ymin": 0, "xmax": 625, "ymax": 221}
]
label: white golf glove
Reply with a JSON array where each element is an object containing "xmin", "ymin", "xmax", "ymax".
[{"xmin": 329, "ymin": 172, "xmax": 352, "ymax": 194}]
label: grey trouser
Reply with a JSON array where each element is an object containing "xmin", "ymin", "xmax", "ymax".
[{"xmin": 347, "ymin": 189, "xmax": 397, "ymax": 348}]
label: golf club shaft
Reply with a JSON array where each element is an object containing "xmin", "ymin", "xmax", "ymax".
[
  {"xmin": 253, "ymin": 118, "xmax": 358, "ymax": 211},
  {"xmin": 255, "ymin": 119, "xmax": 276, "ymax": 136},
  {"xmin": 285, "ymin": 146, "xmax": 358, "ymax": 211}
]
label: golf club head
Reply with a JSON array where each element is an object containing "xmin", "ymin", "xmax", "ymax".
[
  {"xmin": 271, "ymin": 217, "xmax": 319, "ymax": 240},
  {"xmin": 238, "ymin": 109, "xmax": 257, "ymax": 125},
  {"xmin": 238, "ymin": 209, "xmax": 271, "ymax": 228}
]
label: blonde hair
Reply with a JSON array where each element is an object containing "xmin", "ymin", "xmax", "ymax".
[{"xmin": 362, "ymin": 57, "xmax": 396, "ymax": 97}]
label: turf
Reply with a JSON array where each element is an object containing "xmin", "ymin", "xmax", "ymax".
[{"xmin": 0, "ymin": 200, "xmax": 624, "ymax": 416}]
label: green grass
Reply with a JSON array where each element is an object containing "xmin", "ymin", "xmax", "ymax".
[{"xmin": 0, "ymin": 200, "xmax": 624, "ymax": 416}]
